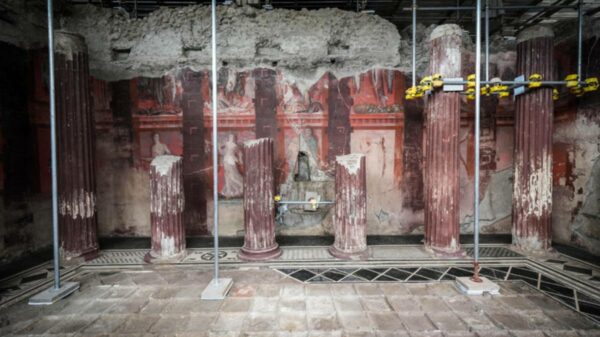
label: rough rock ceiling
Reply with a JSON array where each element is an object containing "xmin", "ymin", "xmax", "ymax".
[{"xmin": 68, "ymin": 0, "xmax": 600, "ymax": 36}]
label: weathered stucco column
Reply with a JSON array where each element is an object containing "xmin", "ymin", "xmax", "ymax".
[
  {"xmin": 239, "ymin": 138, "xmax": 281, "ymax": 261},
  {"xmin": 512, "ymin": 26, "xmax": 555, "ymax": 252},
  {"xmin": 329, "ymin": 153, "xmax": 368, "ymax": 259},
  {"xmin": 145, "ymin": 155, "xmax": 186, "ymax": 263},
  {"xmin": 423, "ymin": 25, "xmax": 462, "ymax": 255},
  {"xmin": 55, "ymin": 31, "xmax": 99, "ymax": 261}
]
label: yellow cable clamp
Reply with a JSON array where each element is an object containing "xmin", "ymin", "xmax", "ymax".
[
  {"xmin": 553, "ymin": 88, "xmax": 559, "ymax": 101},
  {"xmin": 466, "ymin": 87, "xmax": 475, "ymax": 100},
  {"xmin": 405, "ymin": 86, "xmax": 423, "ymax": 100},
  {"xmin": 467, "ymin": 74, "xmax": 476, "ymax": 89},
  {"xmin": 274, "ymin": 195, "xmax": 282, "ymax": 202},
  {"xmin": 420, "ymin": 76, "xmax": 433, "ymax": 92},
  {"xmin": 565, "ymin": 74, "xmax": 579, "ymax": 89},
  {"xmin": 431, "ymin": 74, "xmax": 444, "ymax": 88},
  {"xmin": 528, "ymin": 74, "xmax": 543, "ymax": 89},
  {"xmin": 584, "ymin": 77, "xmax": 599, "ymax": 93}
]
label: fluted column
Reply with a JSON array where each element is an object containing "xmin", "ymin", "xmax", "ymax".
[
  {"xmin": 329, "ymin": 153, "xmax": 367, "ymax": 260},
  {"xmin": 512, "ymin": 26, "xmax": 554, "ymax": 252},
  {"xmin": 145, "ymin": 155, "xmax": 186, "ymax": 262},
  {"xmin": 239, "ymin": 138, "xmax": 281, "ymax": 261},
  {"xmin": 55, "ymin": 31, "xmax": 99, "ymax": 261},
  {"xmin": 423, "ymin": 25, "xmax": 462, "ymax": 254}
]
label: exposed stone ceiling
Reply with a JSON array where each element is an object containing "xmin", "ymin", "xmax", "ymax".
[{"xmin": 67, "ymin": 0, "xmax": 600, "ymax": 36}]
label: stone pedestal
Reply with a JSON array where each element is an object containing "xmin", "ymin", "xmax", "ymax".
[
  {"xmin": 512, "ymin": 26, "xmax": 555, "ymax": 252},
  {"xmin": 423, "ymin": 25, "xmax": 462, "ymax": 255},
  {"xmin": 145, "ymin": 155, "xmax": 186, "ymax": 263},
  {"xmin": 238, "ymin": 138, "xmax": 281, "ymax": 261},
  {"xmin": 55, "ymin": 31, "xmax": 99, "ymax": 261},
  {"xmin": 329, "ymin": 154, "xmax": 368, "ymax": 260}
]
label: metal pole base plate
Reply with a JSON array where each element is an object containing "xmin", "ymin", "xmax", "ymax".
[
  {"xmin": 201, "ymin": 278, "xmax": 233, "ymax": 300},
  {"xmin": 455, "ymin": 276, "xmax": 500, "ymax": 295},
  {"xmin": 28, "ymin": 281, "xmax": 80, "ymax": 305}
]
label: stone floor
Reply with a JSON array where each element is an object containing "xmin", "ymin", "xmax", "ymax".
[{"xmin": 0, "ymin": 267, "xmax": 598, "ymax": 337}]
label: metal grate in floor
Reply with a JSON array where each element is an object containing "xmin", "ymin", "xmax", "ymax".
[{"xmin": 465, "ymin": 246, "xmax": 522, "ymax": 258}]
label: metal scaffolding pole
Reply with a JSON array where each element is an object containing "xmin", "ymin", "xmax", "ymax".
[
  {"xmin": 577, "ymin": 0, "xmax": 583, "ymax": 81},
  {"xmin": 473, "ymin": 0, "xmax": 482, "ymax": 281},
  {"xmin": 412, "ymin": 0, "xmax": 417, "ymax": 87},
  {"xmin": 29, "ymin": 0, "xmax": 80, "ymax": 305},
  {"xmin": 485, "ymin": 0, "xmax": 489, "ymax": 82},
  {"xmin": 201, "ymin": 0, "xmax": 233, "ymax": 300}
]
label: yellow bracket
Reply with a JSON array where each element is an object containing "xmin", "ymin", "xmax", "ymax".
[
  {"xmin": 405, "ymin": 86, "xmax": 424, "ymax": 100},
  {"xmin": 420, "ymin": 76, "xmax": 433, "ymax": 92},
  {"xmin": 274, "ymin": 195, "xmax": 282, "ymax": 202},
  {"xmin": 584, "ymin": 77, "xmax": 599, "ymax": 93},
  {"xmin": 481, "ymin": 85, "xmax": 490, "ymax": 96},
  {"xmin": 498, "ymin": 91, "xmax": 510, "ymax": 99},
  {"xmin": 565, "ymin": 74, "xmax": 579, "ymax": 89},
  {"xmin": 467, "ymin": 74, "xmax": 476, "ymax": 89},
  {"xmin": 431, "ymin": 74, "xmax": 444, "ymax": 88},
  {"xmin": 553, "ymin": 89, "xmax": 559, "ymax": 101},
  {"xmin": 528, "ymin": 74, "xmax": 543, "ymax": 89}
]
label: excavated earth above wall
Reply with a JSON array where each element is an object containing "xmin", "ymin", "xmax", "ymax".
[{"xmin": 61, "ymin": 5, "xmax": 403, "ymax": 81}]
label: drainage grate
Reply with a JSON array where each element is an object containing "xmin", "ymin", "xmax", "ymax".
[
  {"xmin": 465, "ymin": 246, "xmax": 522, "ymax": 258},
  {"xmin": 87, "ymin": 251, "xmax": 146, "ymax": 265}
]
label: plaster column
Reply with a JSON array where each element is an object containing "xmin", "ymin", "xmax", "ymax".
[
  {"xmin": 423, "ymin": 25, "xmax": 462, "ymax": 254},
  {"xmin": 329, "ymin": 153, "xmax": 368, "ymax": 260},
  {"xmin": 512, "ymin": 26, "xmax": 555, "ymax": 252},
  {"xmin": 145, "ymin": 155, "xmax": 186, "ymax": 263},
  {"xmin": 55, "ymin": 31, "xmax": 99, "ymax": 261},
  {"xmin": 239, "ymin": 138, "xmax": 281, "ymax": 261}
]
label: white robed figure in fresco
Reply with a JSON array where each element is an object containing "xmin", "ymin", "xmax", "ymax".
[{"xmin": 220, "ymin": 134, "xmax": 244, "ymax": 198}]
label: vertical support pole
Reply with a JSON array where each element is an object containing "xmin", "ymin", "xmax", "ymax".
[
  {"xmin": 412, "ymin": 0, "xmax": 417, "ymax": 87},
  {"xmin": 201, "ymin": 0, "xmax": 233, "ymax": 300},
  {"xmin": 211, "ymin": 0, "xmax": 220, "ymax": 283},
  {"xmin": 473, "ymin": 0, "xmax": 482, "ymax": 281},
  {"xmin": 47, "ymin": 0, "xmax": 60, "ymax": 290},
  {"xmin": 577, "ymin": 0, "xmax": 583, "ymax": 81},
  {"xmin": 485, "ymin": 0, "xmax": 490, "ymax": 82}
]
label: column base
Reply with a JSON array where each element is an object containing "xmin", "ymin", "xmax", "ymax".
[
  {"xmin": 144, "ymin": 250, "xmax": 187, "ymax": 264},
  {"xmin": 425, "ymin": 244, "xmax": 465, "ymax": 258},
  {"xmin": 61, "ymin": 246, "xmax": 99, "ymax": 265},
  {"xmin": 238, "ymin": 244, "xmax": 282, "ymax": 261},
  {"xmin": 328, "ymin": 245, "xmax": 369, "ymax": 260}
]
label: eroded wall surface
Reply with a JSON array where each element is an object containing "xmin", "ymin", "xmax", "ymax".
[{"xmin": 0, "ymin": 3, "xmax": 598, "ymax": 260}]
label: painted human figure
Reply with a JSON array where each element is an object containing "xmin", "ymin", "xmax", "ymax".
[
  {"xmin": 220, "ymin": 134, "xmax": 244, "ymax": 198},
  {"xmin": 151, "ymin": 133, "xmax": 171, "ymax": 158}
]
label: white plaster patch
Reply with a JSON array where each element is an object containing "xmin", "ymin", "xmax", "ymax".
[
  {"xmin": 151, "ymin": 155, "xmax": 181, "ymax": 176},
  {"xmin": 336, "ymin": 153, "xmax": 364, "ymax": 175},
  {"xmin": 55, "ymin": 30, "xmax": 87, "ymax": 60},
  {"xmin": 517, "ymin": 25, "xmax": 554, "ymax": 43},
  {"xmin": 59, "ymin": 189, "xmax": 96, "ymax": 219}
]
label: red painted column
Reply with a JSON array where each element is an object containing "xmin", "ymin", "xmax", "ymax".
[
  {"xmin": 55, "ymin": 31, "xmax": 99, "ymax": 261},
  {"xmin": 423, "ymin": 25, "xmax": 462, "ymax": 254},
  {"xmin": 239, "ymin": 138, "xmax": 281, "ymax": 261},
  {"xmin": 329, "ymin": 154, "xmax": 368, "ymax": 260},
  {"xmin": 145, "ymin": 155, "xmax": 186, "ymax": 262},
  {"xmin": 512, "ymin": 26, "xmax": 554, "ymax": 252}
]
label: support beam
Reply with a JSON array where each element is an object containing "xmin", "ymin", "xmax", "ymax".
[
  {"xmin": 423, "ymin": 24, "xmax": 463, "ymax": 255},
  {"xmin": 55, "ymin": 31, "xmax": 99, "ymax": 261},
  {"xmin": 238, "ymin": 138, "xmax": 281, "ymax": 261},
  {"xmin": 512, "ymin": 26, "xmax": 555, "ymax": 253}
]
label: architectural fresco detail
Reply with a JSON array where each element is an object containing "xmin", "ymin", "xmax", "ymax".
[
  {"xmin": 88, "ymin": 65, "xmax": 528, "ymax": 237},
  {"xmin": 220, "ymin": 134, "xmax": 244, "ymax": 199}
]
